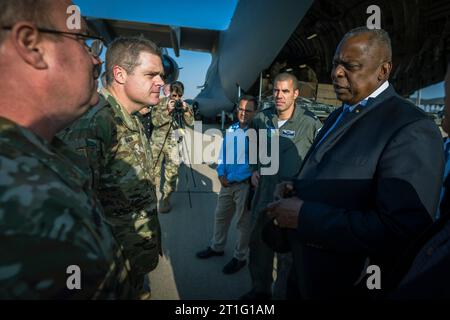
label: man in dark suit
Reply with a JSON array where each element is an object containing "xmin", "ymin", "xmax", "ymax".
[
  {"xmin": 387, "ymin": 63, "xmax": 450, "ymax": 299},
  {"xmin": 265, "ymin": 27, "xmax": 444, "ymax": 299}
]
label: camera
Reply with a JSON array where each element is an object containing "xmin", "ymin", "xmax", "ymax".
[
  {"xmin": 173, "ymin": 99, "xmax": 184, "ymax": 114},
  {"xmin": 172, "ymin": 99, "xmax": 185, "ymax": 129}
]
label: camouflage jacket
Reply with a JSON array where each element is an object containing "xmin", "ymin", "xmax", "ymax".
[
  {"xmin": 150, "ymin": 96, "xmax": 194, "ymax": 148},
  {"xmin": 59, "ymin": 89, "xmax": 157, "ymax": 216},
  {"xmin": 0, "ymin": 117, "xmax": 132, "ymax": 299}
]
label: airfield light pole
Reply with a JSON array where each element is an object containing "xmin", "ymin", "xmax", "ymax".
[
  {"xmin": 416, "ymin": 88, "xmax": 422, "ymax": 109},
  {"xmin": 221, "ymin": 110, "xmax": 225, "ymax": 131},
  {"xmin": 258, "ymin": 72, "xmax": 263, "ymax": 104}
]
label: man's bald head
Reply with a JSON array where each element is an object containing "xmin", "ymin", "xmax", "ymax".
[
  {"xmin": 0, "ymin": 0, "xmax": 102, "ymax": 141},
  {"xmin": 340, "ymin": 27, "xmax": 392, "ymax": 63},
  {"xmin": 0, "ymin": 0, "xmax": 55, "ymax": 43},
  {"xmin": 331, "ymin": 27, "xmax": 393, "ymax": 105}
]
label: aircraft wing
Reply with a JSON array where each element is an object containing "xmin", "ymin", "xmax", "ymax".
[{"xmin": 86, "ymin": 17, "xmax": 219, "ymax": 57}]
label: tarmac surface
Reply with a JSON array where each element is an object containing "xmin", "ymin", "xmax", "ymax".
[{"xmin": 149, "ymin": 124, "xmax": 252, "ymax": 300}]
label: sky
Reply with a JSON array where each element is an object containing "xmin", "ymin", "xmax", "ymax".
[
  {"xmin": 410, "ymin": 81, "xmax": 445, "ymax": 100},
  {"xmin": 74, "ymin": 0, "xmax": 444, "ymax": 101},
  {"xmin": 74, "ymin": 0, "xmax": 238, "ymax": 99}
]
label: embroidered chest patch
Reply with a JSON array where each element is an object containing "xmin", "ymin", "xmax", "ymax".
[{"xmin": 280, "ymin": 129, "xmax": 295, "ymax": 139}]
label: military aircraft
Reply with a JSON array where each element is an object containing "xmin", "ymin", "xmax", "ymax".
[{"xmin": 85, "ymin": 0, "xmax": 450, "ymax": 119}]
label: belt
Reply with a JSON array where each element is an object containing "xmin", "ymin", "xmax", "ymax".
[{"xmin": 228, "ymin": 179, "xmax": 249, "ymax": 186}]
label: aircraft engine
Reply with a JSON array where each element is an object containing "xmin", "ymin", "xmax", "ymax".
[{"xmin": 162, "ymin": 54, "xmax": 179, "ymax": 84}]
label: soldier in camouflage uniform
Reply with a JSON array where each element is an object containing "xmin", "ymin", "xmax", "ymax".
[
  {"xmin": 138, "ymin": 84, "xmax": 171, "ymax": 140},
  {"xmin": 150, "ymin": 81, "xmax": 194, "ymax": 213},
  {"xmin": 0, "ymin": 0, "xmax": 132, "ymax": 299},
  {"xmin": 242, "ymin": 73, "xmax": 322, "ymax": 300},
  {"xmin": 59, "ymin": 37, "xmax": 165, "ymax": 298}
]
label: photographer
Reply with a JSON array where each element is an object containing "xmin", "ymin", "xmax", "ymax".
[{"xmin": 151, "ymin": 81, "xmax": 194, "ymax": 213}]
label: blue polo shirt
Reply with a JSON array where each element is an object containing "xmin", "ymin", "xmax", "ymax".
[{"xmin": 217, "ymin": 122, "xmax": 252, "ymax": 183}]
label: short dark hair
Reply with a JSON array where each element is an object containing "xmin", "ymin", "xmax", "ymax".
[
  {"xmin": 239, "ymin": 95, "xmax": 257, "ymax": 111},
  {"xmin": 0, "ymin": 0, "xmax": 54, "ymax": 43},
  {"xmin": 342, "ymin": 26, "xmax": 392, "ymax": 61},
  {"xmin": 170, "ymin": 81, "xmax": 184, "ymax": 97},
  {"xmin": 105, "ymin": 36, "xmax": 162, "ymax": 85},
  {"xmin": 273, "ymin": 73, "xmax": 299, "ymax": 92}
]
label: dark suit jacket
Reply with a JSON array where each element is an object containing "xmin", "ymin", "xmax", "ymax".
[
  {"xmin": 387, "ymin": 174, "xmax": 450, "ymax": 299},
  {"xmin": 289, "ymin": 85, "xmax": 444, "ymax": 299}
]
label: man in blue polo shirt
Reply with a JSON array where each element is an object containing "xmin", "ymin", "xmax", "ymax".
[{"xmin": 196, "ymin": 95, "xmax": 257, "ymax": 274}]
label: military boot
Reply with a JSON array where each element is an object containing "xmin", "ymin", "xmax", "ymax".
[{"xmin": 139, "ymin": 291, "xmax": 152, "ymax": 300}]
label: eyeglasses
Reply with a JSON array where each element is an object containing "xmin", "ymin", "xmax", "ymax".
[
  {"xmin": 1, "ymin": 26, "xmax": 106, "ymax": 57},
  {"xmin": 238, "ymin": 108, "xmax": 254, "ymax": 113}
]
